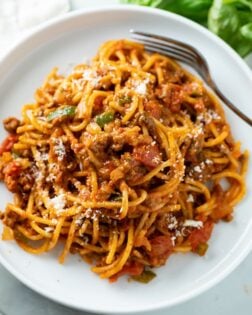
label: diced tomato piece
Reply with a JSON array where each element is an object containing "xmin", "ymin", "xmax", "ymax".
[
  {"xmin": 148, "ymin": 235, "xmax": 173, "ymax": 266},
  {"xmin": 188, "ymin": 220, "xmax": 214, "ymax": 251},
  {"xmin": 4, "ymin": 161, "xmax": 21, "ymax": 177},
  {"xmin": 93, "ymin": 96, "xmax": 105, "ymax": 114},
  {"xmin": 133, "ymin": 144, "xmax": 161, "ymax": 168},
  {"xmin": 109, "ymin": 261, "xmax": 144, "ymax": 282},
  {"xmin": 144, "ymin": 101, "xmax": 162, "ymax": 119},
  {"xmin": 0, "ymin": 134, "xmax": 18, "ymax": 155}
]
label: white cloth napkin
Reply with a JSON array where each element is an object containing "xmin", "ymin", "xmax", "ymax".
[{"xmin": 0, "ymin": 0, "xmax": 70, "ymax": 59}]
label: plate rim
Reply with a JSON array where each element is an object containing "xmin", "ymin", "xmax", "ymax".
[{"xmin": 0, "ymin": 5, "xmax": 252, "ymax": 314}]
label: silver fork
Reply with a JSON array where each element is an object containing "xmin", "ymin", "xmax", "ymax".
[{"xmin": 130, "ymin": 30, "xmax": 252, "ymax": 127}]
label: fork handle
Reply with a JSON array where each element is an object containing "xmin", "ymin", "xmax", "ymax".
[{"xmin": 207, "ymin": 79, "xmax": 252, "ymax": 127}]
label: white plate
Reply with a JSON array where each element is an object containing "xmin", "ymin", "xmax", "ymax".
[{"xmin": 0, "ymin": 5, "xmax": 251, "ymax": 314}]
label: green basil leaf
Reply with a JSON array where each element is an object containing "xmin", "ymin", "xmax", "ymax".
[
  {"xmin": 121, "ymin": 0, "xmax": 165, "ymax": 6},
  {"xmin": 208, "ymin": 0, "xmax": 252, "ymax": 56},
  {"xmin": 236, "ymin": 0, "xmax": 252, "ymax": 11},
  {"xmin": 233, "ymin": 37, "xmax": 252, "ymax": 56},
  {"xmin": 241, "ymin": 22, "xmax": 252, "ymax": 40},
  {"xmin": 122, "ymin": 0, "xmax": 212, "ymax": 23},
  {"xmin": 208, "ymin": 2, "xmax": 240, "ymax": 42},
  {"xmin": 165, "ymin": 0, "xmax": 212, "ymax": 22},
  {"xmin": 238, "ymin": 11, "xmax": 252, "ymax": 26}
]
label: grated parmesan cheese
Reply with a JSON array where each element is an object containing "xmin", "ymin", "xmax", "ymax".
[
  {"xmin": 44, "ymin": 226, "xmax": 54, "ymax": 233},
  {"xmin": 41, "ymin": 153, "xmax": 48, "ymax": 161},
  {"xmin": 135, "ymin": 82, "xmax": 147, "ymax": 95},
  {"xmin": 75, "ymin": 213, "xmax": 85, "ymax": 226},
  {"xmin": 183, "ymin": 220, "xmax": 203, "ymax": 229},
  {"xmin": 167, "ymin": 215, "xmax": 178, "ymax": 230},
  {"xmin": 209, "ymin": 109, "xmax": 220, "ymax": 120},
  {"xmin": 54, "ymin": 138, "xmax": 66, "ymax": 161},
  {"xmin": 197, "ymin": 109, "xmax": 221, "ymax": 125},
  {"xmin": 171, "ymin": 236, "xmax": 176, "ymax": 247},
  {"xmin": 175, "ymin": 230, "xmax": 181, "ymax": 237},
  {"xmin": 134, "ymin": 78, "xmax": 150, "ymax": 95},
  {"xmin": 205, "ymin": 159, "xmax": 213, "ymax": 165},
  {"xmin": 82, "ymin": 69, "xmax": 102, "ymax": 87},
  {"xmin": 191, "ymin": 124, "xmax": 203, "ymax": 139},
  {"xmin": 85, "ymin": 208, "xmax": 92, "ymax": 218},
  {"xmin": 82, "ymin": 69, "xmax": 92, "ymax": 80},
  {"xmin": 194, "ymin": 165, "xmax": 202, "ymax": 173},
  {"xmin": 187, "ymin": 194, "xmax": 194, "ymax": 203},
  {"xmin": 170, "ymin": 230, "xmax": 182, "ymax": 246},
  {"xmin": 49, "ymin": 194, "xmax": 66, "ymax": 215}
]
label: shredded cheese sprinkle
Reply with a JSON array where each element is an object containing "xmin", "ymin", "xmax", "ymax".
[
  {"xmin": 49, "ymin": 194, "xmax": 66, "ymax": 215},
  {"xmin": 183, "ymin": 220, "xmax": 203, "ymax": 229}
]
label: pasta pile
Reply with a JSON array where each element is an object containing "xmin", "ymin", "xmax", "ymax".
[{"xmin": 0, "ymin": 40, "xmax": 248, "ymax": 282}]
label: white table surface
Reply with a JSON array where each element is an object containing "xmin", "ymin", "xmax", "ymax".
[{"xmin": 0, "ymin": 1, "xmax": 252, "ymax": 314}]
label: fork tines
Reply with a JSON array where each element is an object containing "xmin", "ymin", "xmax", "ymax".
[{"xmin": 130, "ymin": 29, "xmax": 201, "ymax": 66}]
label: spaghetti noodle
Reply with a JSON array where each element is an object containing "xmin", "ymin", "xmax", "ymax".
[{"xmin": 0, "ymin": 40, "xmax": 248, "ymax": 282}]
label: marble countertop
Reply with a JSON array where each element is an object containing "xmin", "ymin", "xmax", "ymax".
[{"xmin": 0, "ymin": 1, "xmax": 252, "ymax": 314}]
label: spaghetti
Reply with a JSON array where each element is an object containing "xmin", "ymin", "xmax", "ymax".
[{"xmin": 0, "ymin": 40, "xmax": 248, "ymax": 282}]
